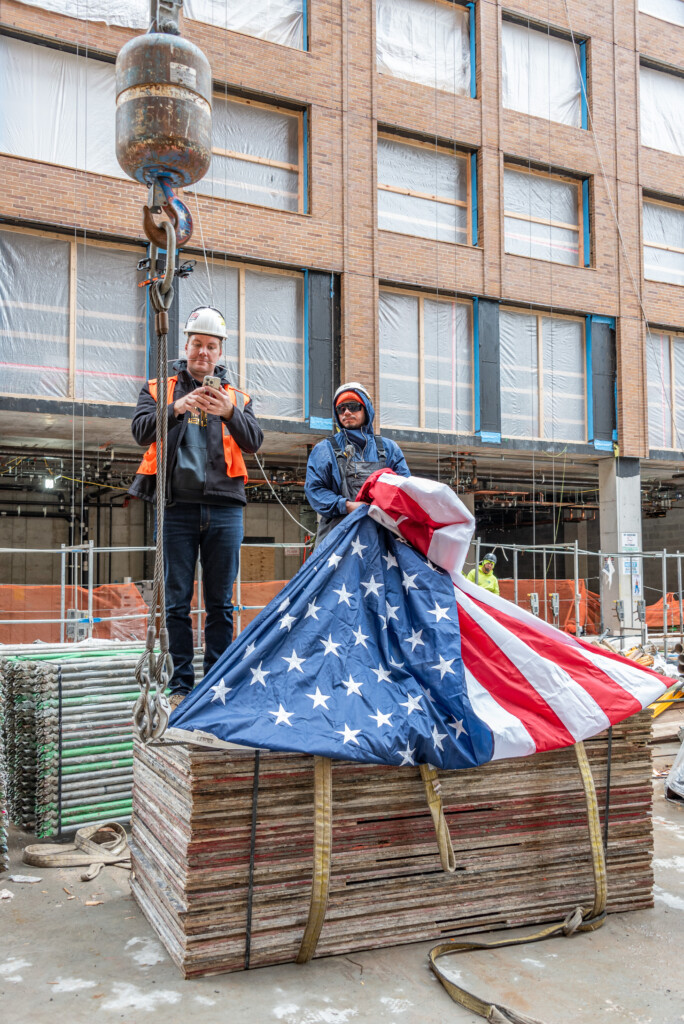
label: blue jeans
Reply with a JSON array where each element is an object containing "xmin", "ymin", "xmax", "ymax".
[{"xmin": 161, "ymin": 503, "xmax": 244, "ymax": 696}]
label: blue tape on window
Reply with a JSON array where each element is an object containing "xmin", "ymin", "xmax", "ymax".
[
  {"xmin": 594, "ymin": 439, "xmax": 613, "ymax": 452},
  {"xmin": 471, "ymin": 152, "xmax": 478, "ymax": 246},
  {"xmin": 473, "ymin": 295, "xmax": 480, "ymax": 433},
  {"xmin": 467, "ymin": 3, "xmax": 476, "ymax": 98},
  {"xmin": 302, "ymin": 109, "xmax": 309, "ymax": 214},
  {"xmin": 582, "ymin": 179, "xmax": 590, "ymax": 267},
  {"xmin": 585, "ymin": 315, "xmax": 594, "ymax": 441},
  {"xmin": 480, "ymin": 431, "xmax": 501, "ymax": 444},
  {"xmin": 302, "ymin": 0, "xmax": 308, "ymax": 51},
  {"xmin": 580, "ymin": 41, "xmax": 588, "ymax": 130},
  {"xmin": 310, "ymin": 416, "xmax": 333, "ymax": 431},
  {"xmin": 591, "ymin": 315, "xmax": 615, "ymax": 326},
  {"xmin": 303, "ymin": 269, "xmax": 309, "ymax": 421}
]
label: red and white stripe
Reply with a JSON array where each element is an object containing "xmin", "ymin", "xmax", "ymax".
[{"xmin": 362, "ymin": 470, "xmax": 668, "ymax": 762}]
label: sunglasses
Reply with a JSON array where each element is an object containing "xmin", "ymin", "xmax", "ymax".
[{"xmin": 336, "ymin": 401, "xmax": 363, "ymax": 414}]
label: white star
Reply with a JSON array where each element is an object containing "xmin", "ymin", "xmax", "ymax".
[
  {"xmin": 432, "ymin": 655, "xmax": 456, "ymax": 679},
  {"xmin": 250, "ymin": 661, "xmax": 270, "ymax": 687},
  {"xmin": 431, "ymin": 725, "xmax": 447, "ymax": 751},
  {"xmin": 385, "ymin": 600, "xmax": 399, "ymax": 622},
  {"xmin": 282, "ymin": 648, "xmax": 306, "ymax": 672},
  {"xmin": 278, "ymin": 611, "xmax": 297, "ymax": 631},
  {"xmin": 389, "ymin": 656, "xmax": 405, "ymax": 669},
  {"xmin": 327, "ymin": 552, "xmax": 342, "ymax": 568},
  {"xmin": 242, "ymin": 641, "xmax": 256, "ymax": 660},
  {"xmin": 378, "ymin": 613, "xmax": 387, "ymax": 631},
  {"xmin": 352, "ymin": 625, "xmax": 369, "ymax": 648},
  {"xmin": 334, "ymin": 583, "xmax": 353, "ymax": 606},
  {"xmin": 369, "ymin": 708, "xmax": 393, "ymax": 728},
  {"xmin": 402, "ymin": 571, "xmax": 418, "ymax": 592},
  {"xmin": 426, "ymin": 559, "xmax": 441, "ymax": 572},
  {"xmin": 341, "ymin": 674, "xmax": 363, "ymax": 696},
  {"xmin": 372, "ymin": 663, "xmax": 392, "ymax": 684},
  {"xmin": 320, "ymin": 633, "xmax": 341, "ymax": 657},
  {"xmin": 210, "ymin": 678, "xmax": 231, "ymax": 704},
  {"xmin": 305, "ymin": 599, "xmax": 321, "ymax": 620},
  {"xmin": 382, "ymin": 551, "xmax": 398, "ymax": 569},
  {"xmin": 399, "ymin": 693, "xmax": 424, "ymax": 715},
  {"xmin": 398, "ymin": 741, "xmax": 416, "ymax": 766},
  {"xmin": 448, "ymin": 717, "xmax": 467, "ymax": 738},
  {"xmin": 422, "ymin": 686, "xmax": 436, "ymax": 704},
  {"xmin": 306, "ymin": 687, "xmax": 331, "ymax": 709},
  {"xmin": 336, "ymin": 723, "xmax": 361, "ymax": 745},
  {"xmin": 428, "ymin": 602, "xmax": 451, "ymax": 623},
  {"xmin": 269, "ymin": 703, "xmax": 294, "ymax": 726},
  {"xmin": 351, "ymin": 536, "xmax": 367, "ymax": 558},
  {"xmin": 404, "ymin": 628, "xmax": 425, "ymax": 652},
  {"xmin": 360, "ymin": 575, "xmax": 383, "ymax": 598},
  {"xmin": 278, "ymin": 597, "xmax": 290, "ymax": 612}
]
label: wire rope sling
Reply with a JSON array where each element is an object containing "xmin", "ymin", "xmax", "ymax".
[{"xmin": 115, "ymin": 0, "xmax": 212, "ymax": 742}]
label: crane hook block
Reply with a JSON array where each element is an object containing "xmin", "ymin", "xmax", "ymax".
[{"xmin": 115, "ymin": 32, "xmax": 212, "ymax": 188}]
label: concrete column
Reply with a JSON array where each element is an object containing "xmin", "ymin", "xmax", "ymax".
[
  {"xmin": 598, "ymin": 457, "xmax": 642, "ymax": 633},
  {"xmin": 459, "ymin": 493, "xmax": 477, "ymax": 573}
]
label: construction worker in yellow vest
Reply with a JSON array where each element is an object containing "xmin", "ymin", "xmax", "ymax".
[
  {"xmin": 129, "ymin": 305, "xmax": 263, "ymax": 711},
  {"xmin": 467, "ymin": 553, "xmax": 500, "ymax": 596}
]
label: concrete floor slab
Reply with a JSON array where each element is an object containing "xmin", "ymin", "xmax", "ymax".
[{"xmin": 2, "ymin": 744, "xmax": 683, "ymax": 1024}]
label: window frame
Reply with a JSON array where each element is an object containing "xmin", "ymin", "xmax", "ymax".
[
  {"xmin": 201, "ymin": 91, "xmax": 307, "ymax": 214},
  {"xmin": 499, "ymin": 305, "xmax": 588, "ymax": 443},
  {"xmin": 0, "ymin": 223, "xmax": 146, "ymax": 406},
  {"xmin": 377, "ymin": 131, "xmax": 475, "ymax": 246},
  {"xmin": 179, "ymin": 250, "xmax": 307, "ymax": 422},
  {"xmin": 647, "ymin": 328, "xmax": 684, "ymax": 451},
  {"xmin": 376, "ymin": 0, "xmax": 474, "ymax": 97},
  {"xmin": 502, "ymin": 162, "xmax": 585, "ymax": 267},
  {"xmin": 642, "ymin": 194, "xmax": 684, "ymax": 285},
  {"xmin": 379, "ymin": 285, "xmax": 475, "ymax": 432}
]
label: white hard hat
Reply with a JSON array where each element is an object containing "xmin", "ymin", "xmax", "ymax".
[{"xmin": 183, "ymin": 306, "xmax": 227, "ymax": 340}]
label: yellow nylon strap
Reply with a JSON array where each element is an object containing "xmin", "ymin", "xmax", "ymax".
[
  {"xmin": 296, "ymin": 756, "xmax": 333, "ymax": 963},
  {"xmin": 429, "ymin": 741, "xmax": 607, "ymax": 1023},
  {"xmin": 420, "ymin": 763, "xmax": 456, "ymax": 873}
]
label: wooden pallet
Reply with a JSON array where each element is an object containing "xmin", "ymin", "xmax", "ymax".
[{"xmin": 130, "ymin": 712, "xmax": 654, "ymax": 978}]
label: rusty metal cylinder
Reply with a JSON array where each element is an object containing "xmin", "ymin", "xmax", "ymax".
[{"xmin": 115, "ymin": 33, "xmax": 212, "ymax": 188}]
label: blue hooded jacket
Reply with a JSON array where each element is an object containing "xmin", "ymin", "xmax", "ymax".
[{"xmin": 304, "ymin": 382, "xmax": 410, "ymax": 519}]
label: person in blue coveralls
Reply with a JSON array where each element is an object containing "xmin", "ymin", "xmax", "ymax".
[{"xmin": 305, "ymin": 381, "xmax": 410, "ymax": 547}]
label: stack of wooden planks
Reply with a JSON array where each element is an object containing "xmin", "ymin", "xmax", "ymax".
[{"xmin": 130, "ymin": 711, "xmax": 654, "ymax": 978}]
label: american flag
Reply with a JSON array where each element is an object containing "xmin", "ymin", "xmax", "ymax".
[{"xmin": 170, "ymin": 472, "xmax": 668, "ymax": 767}]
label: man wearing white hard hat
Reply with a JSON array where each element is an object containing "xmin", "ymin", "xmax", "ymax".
[{"xmin": 130, "ymin": 305, "xmax": 263, "ymax": 710}]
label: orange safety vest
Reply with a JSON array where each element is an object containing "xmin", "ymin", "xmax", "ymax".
[{"xmin": 136, "ymin": 376, "xmax": 250, "ymax": 483}]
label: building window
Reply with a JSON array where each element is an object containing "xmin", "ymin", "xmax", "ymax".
[
  {"xmin": 500, "ymin": 309, "xmax": 586, "ymax": 442},
  {"xmin": 193, "ymin": 95, "xmax": 305, "ymax": 213},
  {"xmin": 640, "ymin": 65, "xmax": 684, "ymax": 156},
  {"xmin": 5, "ymin": 0, "xmax": 147, "ymax": 29},
  {"xmin": 503, "ymin": 166, "xmax": 585, "ymax": 267},
  {"xmin": 0, "ymin": 35, "xmax": 123, "ymax": 179},
  {"xmin": 647, "ymin": 331, "xmax": 684, "ymax": 449},
  {"xmin": 377, "ymin": 135, "xmax": 474, "ymax": 244},
  {"xmin": 376, "ymin": 0, "xmax": 472, "ymax": 96},
  {"xmin": 185, "ymin": 0, "xmax": 307, "ymax": 49},
  {"xmin": 639, "ymin": 0, "xmax": 684, "ymax": 26},
  {"xmin": 643, "ymin": 199, "xmax": 684, "ymax": 286},
  {"xmin": 501, "ymin": 20, "xmax": 584, "ymax": 128},
  {"xmin": 180, "ymin": 259, "xmax": 304, "ymax": 421},
  {"xmin": 379, "ymin": 289, "xmax": 473, "ymax": 432},
  {"xmin": 0, "ymin": 228, "xmax": 145, "ymax": 404}
]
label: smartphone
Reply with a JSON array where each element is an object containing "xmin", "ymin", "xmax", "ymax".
[{"xmin": 202, "ymin": 375, "xmax": 221, "ymax": 390}]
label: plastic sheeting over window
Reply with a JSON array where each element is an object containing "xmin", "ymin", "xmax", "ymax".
[
  {"xmin": 377, "ymin": 136, "xmax": 469, "ymax": 243},
  {"xmin": 379, "ymin": 290, "xmax": 472, "ymax": 432},
  {"xmin": 500, "ymin": 310, "xmax": 585, "ymax": 442},
  {"xmin": 639, "ymin": 0, "xmax": 684, "ymax": 26},
  {"xmin": 9, "ymin": 0, "xmax": 147, "ymax": 28},
  {"xmin": 0, "ymin": 230, "xmax": 70, "ymax": 399},
  {"xmin": 0, "ymin": 230, "xmax": 144, "ymax": 404},
  {"xmin": 75, "ymin": 245, "xmax": 146, "ymax": 405},
  {"xmin": 504, "ymin": 167, "xmax": 580, "ymax": 266},
  {"xmin": 640, "ymin": 66, "xmax": 684, "ymax": 156},
  {"xmin": 643, "ymin": 200, "xmax": 684, "ymax": 286},
  {"xmin": 192, "ymin": 97, "xmax": 301, "ymax": 212},
  {"xmin": 185, "ymin": 0, "xmax": 305, "ymax": 49},
  {"xmin": 376, "ymin": 0, "xmax": 471, "ymax": 94},
  {"xmin": 0, "ymin": 35, "xmax": 123, "ymax": 178},
  {"xmin": 179, "ymin": 263, "xmax": 304, "ymax": 420},
  {"xmin": 501, "ymin": 21, "xmax": 581, "ymax": 128},
  {"xmin": 647, "ymin": 332, "xmax": 684, "ymax": 449}
]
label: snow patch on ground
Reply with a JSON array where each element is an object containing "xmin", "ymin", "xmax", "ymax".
[
  {"xmin": 653, "ymin": 885, "xmax": 684, "ymax": 911},
  {"xmin": 379, "ymin": 996, "xmax": 413, "ymax": 1013},
  {"xmin": 51, "ymin": 977, "xmax": 97, "ymax": 992},
  {"xmin": 0, "ymin": 957, "xmax": 31, "ymax": 982},
  {"xmin": 125, "ymin": 936, "xmax": 167, "ymax": 968},
  {"xmin": 272, "ymin": 1006, "xmax": 359, "ymax": 1023},
  {"xmin": 521, "ymin": 957, "xmax": 546, "ymax": 968},
  {"xmin": 101, "ymin": 982, "xmax": 182, "ymax": 1011},
  {"xmin": 194, "ymin": 995, "xmax": 216, "ymax": 1006},
  {"xmin": 653, "ymin": 855, "xmax": 684, "ymax": 873}
]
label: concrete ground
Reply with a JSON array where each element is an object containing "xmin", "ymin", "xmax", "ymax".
[{"xmin": 2, "ymin": 739, "xmax": 683, "ymax": 1024}]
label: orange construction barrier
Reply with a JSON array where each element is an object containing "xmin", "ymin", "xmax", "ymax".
[
  {"xmin": 0, "ymin": 583, "xmax": 148, "ymax": 645},
  {"xmin": 645, "ymin": 594, "xmax": 682, "ymax": 629},
  {"xmin": 497, "ymin": 578, "xmax": 601, "ymax": 634}
]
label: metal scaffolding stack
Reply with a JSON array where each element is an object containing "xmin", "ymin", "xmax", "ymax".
[
  {"xmin": 0, "ymin": 685, "xmax": 8, "ymax": 872},
  {"xmin": 0, "ymin": 643, "xmax": 204, "ymax": 838}
]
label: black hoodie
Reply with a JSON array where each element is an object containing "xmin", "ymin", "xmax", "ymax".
[{"xmin": 128, "ymin": 360, "xmax": 263, "ymax": 506}]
